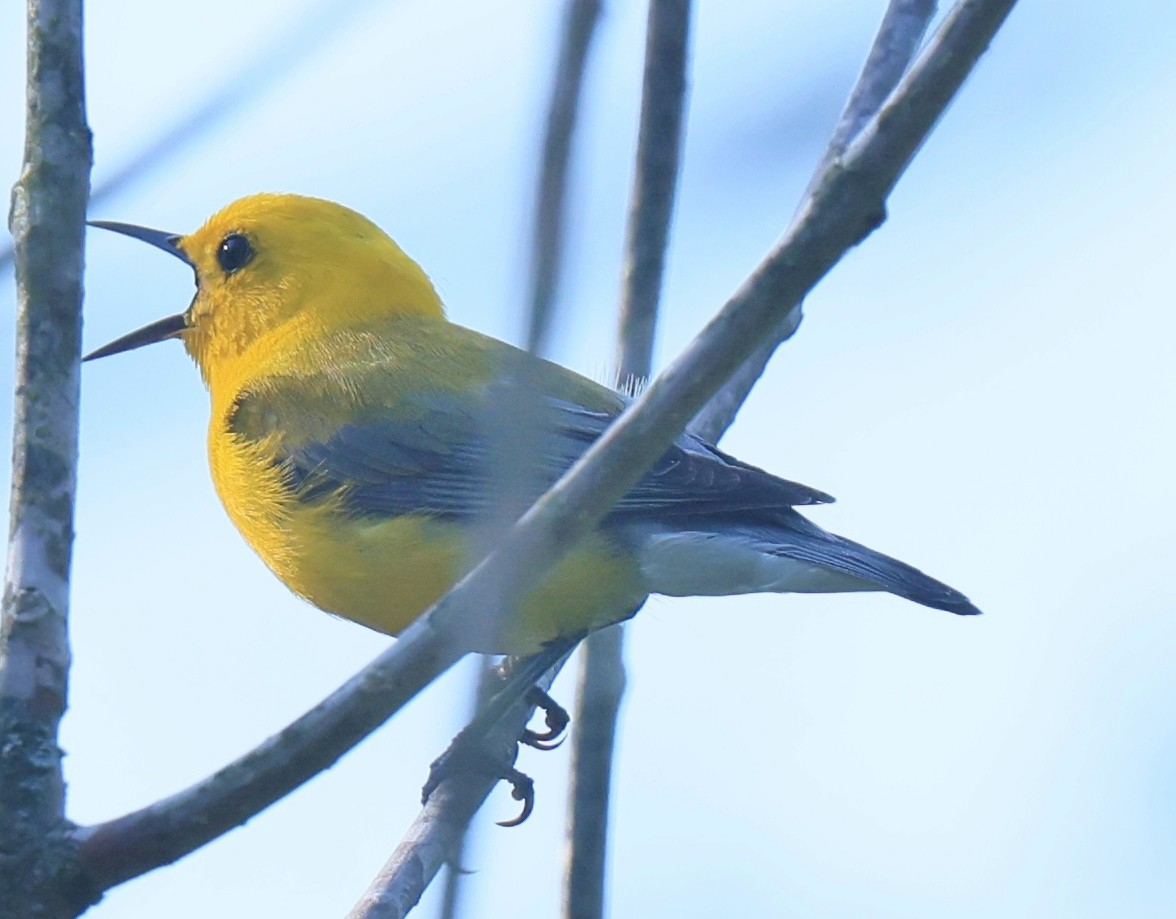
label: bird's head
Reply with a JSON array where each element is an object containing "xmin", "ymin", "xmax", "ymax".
[{"xmin": 86, "ymin": 193, "xmax": 444, "ymax": 385}]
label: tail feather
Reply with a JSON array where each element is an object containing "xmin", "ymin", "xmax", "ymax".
[
  {"xmin": 633, "ymin": 511, "xmax": 981, "ymax": 616},
  {"xmin": 774, "ymin": 528, "xmax": 981, "ymax": 616}
]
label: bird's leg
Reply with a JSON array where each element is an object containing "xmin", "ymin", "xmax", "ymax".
[
  {"xmin": 490, "ymin": 652, "xmax": 572, "ymax": 749},
  {"xmin": 421, "ymin": 724, "xmax": 538, "ymax": 827},
  {"xmin": 420, "ymin": 635, "xmax": 580, "ymax": 826}
]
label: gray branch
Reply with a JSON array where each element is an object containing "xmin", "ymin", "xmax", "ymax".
[
  {"xmin": 691, "ymin": 0, "xmax": 938, "ymax": 443},
  {"xmin": 613, "ymin": 0, "xmax": 691, "ymax": 385},
  {"xmin": 345, "ymin": 662, "xmax": 566, "ymax": 919},
  {"xmin": 0, "ymin": 0, "xmax": 92, "ymax": 915},
  {"xmin": 70, "ymin": 0, "xmax": 1015, "ymax": 902},
  {"xmin": 566, "ymin": 3, "xmax": 692, "ymax": 917},
  {"xmin": 526, "ymin": 0, "xmax": 604, "ymax": 355},
  {"xmin": 440, "ymin": 5, "xmax": 606, "ymax": 915},
  {"xmin": 344, "ymin": 0, "xmax": 1016, "ymax": 912},
  {"xmin": 423, "ymin": 0, "xmax": 1018, "ymax": 658},
  {"xmin": 813, "ymin": 0, "xmax": 938, "ymax": 188},
  {"xmin": 75, "ymin": 621, "xmax": 467, "ymax": 891}
]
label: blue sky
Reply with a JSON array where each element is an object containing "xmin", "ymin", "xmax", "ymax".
[{"xmin": 2, "ymin": 1, "xmax": 1175, "ymax": 916}]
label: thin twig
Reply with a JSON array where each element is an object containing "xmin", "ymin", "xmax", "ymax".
[
  {"xmin": 613, "ymin": 0, "xmax": 690, "ymax": 383},
  {"xmin": 691, "ymin": 0, "xmax": 938, "ymax": 443},
  {"xmin": 526, "ymin": 0, "xmax": 604, "ymax": 354},
  {"xmin": 346, "ymin": 654, "xmax": 571, "ymax": 919},
  {"xmin": 441, "ymin": 6, "xmax": 607, "ymax": 915},
  {"xmin": 433, "ymin": 662, "xmax": 490, "ymax": 919},
  {"xmin": 563, "ymin": 623, "xmax": 626, "ymax": 919},
  {"xmin": 0, "ymin": 0, "xmax": 92, "ymax": 913},
  {"xmin": 812, "ymin": 0, "xmax": 938, "ymax": 189},
  {"xmin": 565, "ymin": 3, "xmax": 691, "ymax": 917},
  {"xmin": 70, "ymin": 0, "xmax": 1014, "ymax": 898}
]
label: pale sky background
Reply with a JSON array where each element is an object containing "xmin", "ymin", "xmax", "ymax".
[{"xmin": 2, "ymin": 1, "xmax": 1175, "ymax": 916}]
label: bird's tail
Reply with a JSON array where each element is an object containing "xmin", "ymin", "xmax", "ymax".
[
  {"xmin": 634, "ymin": 511, "xmax": 981, "ymax": 616},
  {"xmin": 772, "ymin": 522, "xmax": 981, "ymax": 616}
]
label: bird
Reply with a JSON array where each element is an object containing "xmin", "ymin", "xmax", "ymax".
[{"xmin": 86, "ymin": 193, "xmax": 980, "ymax": 657}]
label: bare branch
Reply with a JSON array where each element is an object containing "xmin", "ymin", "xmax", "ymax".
[
  {"xmin": 814, "ymin": 0, "xmax": 938, "ymax": 186},
  {"xmin": 75, "ymin": 621, "xmax": 465, "ymax": 891},
  {"xmin": 346, "ymin": 657, "xmax": 569, "ymax": 919},
  {"xmin": 563, "ymin": 623, "xmax": 626, "ymax": 919},
  {"xmin": 70, "ymin": 0, "xmax": 1014, "ymax": 899},
  {"xmin": 433, "ymin": 662, "xmax": 492, "ymax": 919},
  {"xmin": 426, "ymin": 0, "xmax": 1018, "ymax": 657},
  {"xmin": 525, "ymin": 0, "xmax": 604, "ymax": 354},
  {"xmin": 565, "ymin": 2, "xmax": 691, "ymax": 916},
  {"xmin": 613, "ymin": 0, "xmax": 691, "ymax": 384},
  {"xmin": 0, "ymin": 0, "xmax": 92, "ymax": 914},
  {"xmin": 439, "ymin": 7, "xmax": 610, "ymax": 911},
  {"xmin": 691, "ymin": 0, "xmax": 938, "ymax": 443}
]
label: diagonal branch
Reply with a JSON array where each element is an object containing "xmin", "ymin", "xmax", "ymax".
[
  {"xmin": 71, "ymin": 0, "xmax": 1016, "ymax": 898},
  {"xmin": 348, "ymin": 0, "xmax": 1016, "ymax": 911},
  {"xmin": 692, "ymin": 0, "xmax": 938, "ymax": 443},
  {"xmin": 75, "ymin": 620, "xmax": 466, "ymax": 891},
  {"xmin": 424, "ymin": 0, "xmax": 1019, "ymax": 653},
  {"xmin": 345, "ymin": 647, "xmax": 573, "ymax": 919},
  {"xmin": 812, "ymin": 0, "xmax": 938, "ymax": 189}
]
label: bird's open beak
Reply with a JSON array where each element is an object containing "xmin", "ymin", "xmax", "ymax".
[{"xmin": 84, "ymin": 221, "xmax": 193, "ymax": 361}]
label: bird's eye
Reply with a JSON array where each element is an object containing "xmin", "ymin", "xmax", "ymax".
[{"xmin": 216, "ymin": 233, "xmax": 254, "ymax": 274}]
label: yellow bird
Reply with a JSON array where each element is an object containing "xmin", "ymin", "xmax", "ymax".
[{"xmin": 87, "ymin": 193, "xmax": 979, "ymax": 655}]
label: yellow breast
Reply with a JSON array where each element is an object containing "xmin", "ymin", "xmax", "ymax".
[{"xmin": 207, "ymin": 406, "xmax": 645, "ymax": 654}]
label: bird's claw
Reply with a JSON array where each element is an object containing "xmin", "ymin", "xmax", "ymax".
[
  {"xmin": 496, "ymin": 769, "xmax": 535, "ymax": 828},
  {"xmin": 421, "ymin": 644, "xmax": 577, "ymax": 826},
  {"xmin": 421, "ymin": 728, "xmax": 538, "ymax": 827},
  {"xmin": 520, "ymin": 685, "xmax": 570, "ymax": 750}
]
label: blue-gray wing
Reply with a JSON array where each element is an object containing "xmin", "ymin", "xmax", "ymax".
[{"xmin": 236, "ymin": 390, "xmax": 833, "ymax": 522}]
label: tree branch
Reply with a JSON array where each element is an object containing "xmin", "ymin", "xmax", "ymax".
[
  {"xmin": 425, "ymin": 0, "xmax": 1018, "ymax": 654},
  {"xmin": 565, "ymin": 3, "xmax": 691, "ymax": 917},
  {"xmin": 440, "ymin": 5, "xmax": 607, "ymax": 914},
  {"xmin": 813, "ymin": 0, "xmax": 938, "ymax": 187},
  {"xmin": 75, "ymin": 620, "xmax": 466, "ymax": 891},
  {"xmin": 348, "ymin": 1, "xmax": 1016, "ymax": 912},
  {"xmin": 0, "ymin": 0, "xmax": 92, "ymax": 914},
  {"xmin": 525, "ymin": 0, "xmax": 604, "ymax": 355},
  {"xmin": 345, "ymin": 654, "xmax": 570, "ymax": 919},
  {"xmin": 691, "ymin": 0, "xmax": 938, "ymax": 443},
  {"xmin": 70, "ymin": 0, "xmax": 1015, "ymax": 900}
]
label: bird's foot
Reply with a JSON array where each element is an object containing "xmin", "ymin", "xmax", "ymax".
[
  {"xmin": 422, "ymin": 727, "xmax": 536, "ymax": 827},
  {"xmin": 520, "ymin": 685, "xmax": 570, "ymax": 750},
  {"xmin": 420, "ymin": 637, "xmax": 580, "ymax": 826}
]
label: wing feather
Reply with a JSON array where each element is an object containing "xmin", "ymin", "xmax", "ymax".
[{"xmin": 230, "ymin": 366, "xmax": 833, "ymax": 523}]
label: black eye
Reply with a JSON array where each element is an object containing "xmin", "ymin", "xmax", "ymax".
[{"xmin": 216, "ymin": 233, "xmax": 254, "ymax": 274}]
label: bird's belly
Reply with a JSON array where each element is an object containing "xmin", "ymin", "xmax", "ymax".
[
  {"xmin": 286, "ymin": 510, "xmax": 466, "ymax": 636},
  {"xmin": 283, "ymin": 509, "xmax": 646, "ymax": 653}
]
